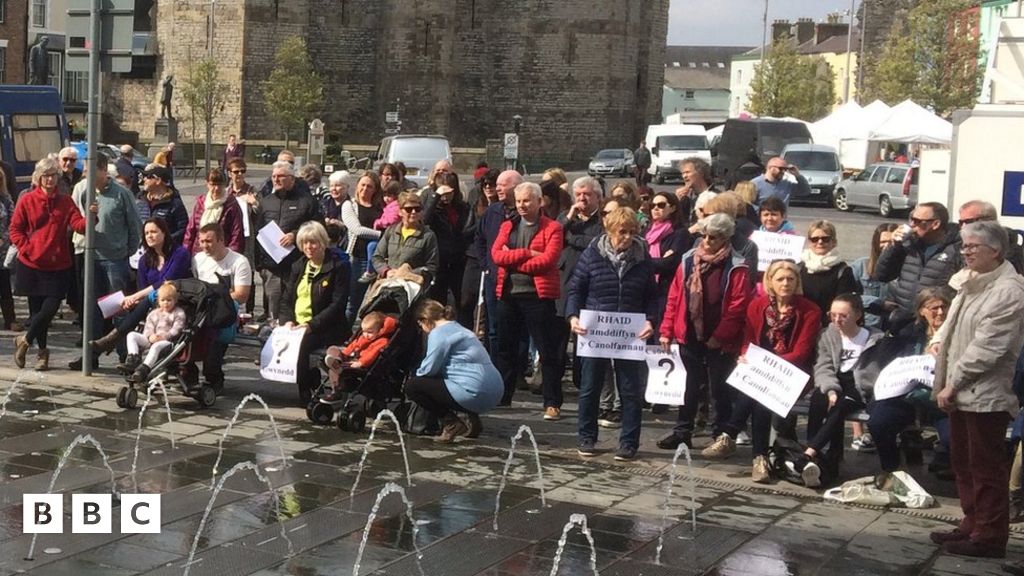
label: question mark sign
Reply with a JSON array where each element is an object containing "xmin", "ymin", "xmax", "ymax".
[{"xmin": 658, "ymin": 358, "xmax": 675, "ymax": 386}]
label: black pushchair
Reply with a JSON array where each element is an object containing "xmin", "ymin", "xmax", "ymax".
[
  {"xmin": 115, "ymin": 278, "xmax": 238, "ymax": 410},
  {"xmin": 305, "ymin": 278, "xmax": 430, "ymax": 432}
]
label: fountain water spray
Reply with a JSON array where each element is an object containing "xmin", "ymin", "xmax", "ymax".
[
  {"xmin": 0, "ymin": 375, "xmax": 25, "ymax": 422},
  {"xmin": 492, "ymin": 424, "xmax": 546, "ymax": 531},
  {"xmin": 549, "ymin": 513, "xmax": 599, "ymax": 576},
  {"xmin": 348, "ymin": 409, "xmax": 412, "ymax": 506},
  {"xmin": 210, "ymin": 393, "xmax": 288, "ymax": 486},
  {"xmin": 351, "ymin": 482, "xmax": 425, "ymax": 576},
  {"xmin": 184, "ymin": 461, "xmax": 295, "ymax": 576},
  {"xmin": 130, "ymin": 380, "xmax": 177, "ymax": 492},
  {"xmin": 25, "ymin": 434, "xmax": 120, "ymax": 561},
  {"xmin": 655, "ymin": 442, "xmax": 697, "ymax": 564}
]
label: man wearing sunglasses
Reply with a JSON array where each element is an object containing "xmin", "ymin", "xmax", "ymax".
[
  {"xmin": 751, "ymin": 157, "xmax": 810, "ymax": 208},
  {"xmin": 958, "ymin": 200, "xmax": 1024, "ymax": 274},
  {"xmin": 56, "ymin": 147, "xmax": 82, "ymax": 195},
  {"xmin": 875, "ymin": 202, "xmax": 962, "ymax": 325}
]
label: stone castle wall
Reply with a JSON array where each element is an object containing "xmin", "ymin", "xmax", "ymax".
[{"xmin": 109, "ymin": 0, "xmax": 669, "ymax": 166}]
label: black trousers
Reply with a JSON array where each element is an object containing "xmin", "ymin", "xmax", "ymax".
[
  {"xmin": 493, "ymin": 295, "xmax": 562, "ymax": 407},
  {"xmin": 405, "ymin": 376, "xmax": 468, "ymax": 423},
  {"xmin": 673, "ymin": 344, "xmax": 737, "ymax": 438},
  {"xmin": 26, "ymin": 296, "xmax": 62, "ymax": 348},
  {"xmin": 458, "ymin": 257, "xmax": 483, "ymax": 331},
  {"xmin": 0, "ymin": 268, "xmax": 14, "ymax": 328},
  {"xmin": 431, "ymin": 257, "xmax": 466, "ymax": 319},
  {"xmin": 806, "ymin": 376, "xmax": 864, "ymax": 463}
]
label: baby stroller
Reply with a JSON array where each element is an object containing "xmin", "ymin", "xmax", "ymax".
[
  {"xmin": 115, "ymin": 278, "xmax": 239, "ymax": 410},
  {"xmin": 305, "ymin": 278, "xmax": 430, "ymax": 431}
]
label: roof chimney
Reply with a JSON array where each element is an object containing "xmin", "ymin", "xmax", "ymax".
[
  {"xmin": 815, "ymin": 21, "xmax": 851, "ymax": 45},
  {"xmin": 772, "ymin": 19, "xmax": 792, "ymax": 42},
  {"xmin": 795, "ymin": 18, "xmax": 815, "ymax": 45}
]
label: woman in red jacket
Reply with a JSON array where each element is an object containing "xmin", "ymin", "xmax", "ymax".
[
  {"xmin": 10, "ymin": 157, "xmax": 87, "ymax": 370},
  {"xmin": 703, "ymin": 259, "xmax": 821, "ymax": 483}
]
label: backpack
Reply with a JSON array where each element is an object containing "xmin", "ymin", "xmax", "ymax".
[{"xmin": 171, "ymin": 278, "xmax": 237, "ymax": 330}]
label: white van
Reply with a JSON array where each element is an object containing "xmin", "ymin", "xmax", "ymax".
[{"xmin": 644, "ymin": 124, "xmax": 710, "ymax": 184}]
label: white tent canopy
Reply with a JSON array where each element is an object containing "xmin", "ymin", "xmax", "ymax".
[
  {"xmin": 809, "ymin": 101, "xmax": 891, "ymax": 170},
  {"xmin": 868, "ymin": 99, "xmax": 953, "ymax": 145}
]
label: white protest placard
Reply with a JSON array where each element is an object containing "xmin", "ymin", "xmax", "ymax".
[
  {"xmin": 576, "ymin": 310, "xmax": 647, "ymax": 361},
  {"xmin": 238, "ymin": 196, "xmax": 251, "ymax": 238},
  {"xmin": 873, "ymin": 355, "xmax": 935, "ymax": 401},
  {"xmin": 259, "ymin": 326, "xmax": 307, "ymax": 383},
  {"xmin": 750, "ymin": 230, "xmax": 805, "ymax": 271},
  {"xmin": 726, "ymin": 343, "xmax": 809, "ymax": 417},
  {"xmin": 97, "ymin": 291, "xmax": 125, "ymax": 319},
  {"xmin": 644, "ymin": 345, "xmax": 687, "ymax": 406},
  {"xmin": 256, "ymin": 221, "xmax": 295, "ymax": 265}
]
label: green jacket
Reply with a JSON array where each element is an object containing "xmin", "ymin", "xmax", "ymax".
[{"xmin": 72, "ymin": 177, "xmax": 142, "ymax": 261}]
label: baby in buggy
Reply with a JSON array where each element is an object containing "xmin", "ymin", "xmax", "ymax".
[
  {"xmin": 320, "ymin": 311, "xmax": 398, "ymax": 404},
  {"xmin": 124, "ymin": 282, "xmax": 186, "ymax": 384}
]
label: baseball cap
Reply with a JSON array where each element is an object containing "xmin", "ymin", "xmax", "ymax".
[{"xmin": 142, "ymin": 165, "xmax": 172, "ymax": 182}]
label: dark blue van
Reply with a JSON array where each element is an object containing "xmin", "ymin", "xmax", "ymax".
[{"xmin": 0, "ymin": 85, "xmax": 69, "ymax": 193}]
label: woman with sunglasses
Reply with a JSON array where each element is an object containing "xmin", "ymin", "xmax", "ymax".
[
  {"xmin": 458, "ymin": 168, "xmax": 499, "ymax": 330},
  {"xmin": 426, "ymin": 172, "xmax": 469, "ymax": 316},
  {"xmin": 182, "ymin": 168, "xmax": 244, "ymax": 255},
  {"xmin": 646, "ymin": 192, "xmax": 691, "ymax": 330},
  {"xmin": 371, "ymin": 192, "xmax": 439, "ymax": 286},
  {"xmin": 798, "ymin": 220, "xmax": 860, "ymax": 324},
  {"xmin": 10, "ymin": 157, "xmax": 87, "ymax": 370}
]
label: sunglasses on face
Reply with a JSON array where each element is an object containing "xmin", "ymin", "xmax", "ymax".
[
  {"xmin": 231, "ymin": 169, "xmax": 246, "ymax": 175},
  {"xmin": 402, "ymin": 205, "xmax": 422, "ymax": 213},
  {"xmin": 60, "ymin": 157, "xmax": 76, "ymax": 163},
  {"xmin": 959, "ymin": 217, "xmax": 982, "ymax": 226},
  {"xmin": 651, "ymin": 202, "xmax": 669, "ymax": 209},
  {"xmin": 909, "ymin": 217, "xmax": 936, "ymax": 227},
  {"xmin": 809, "ymin": 236, "xmax": 833, "ymax": 244}
]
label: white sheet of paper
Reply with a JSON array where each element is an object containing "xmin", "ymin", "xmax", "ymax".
[
  {"xmin": 238, "ymin": 196, "xmax": 251, "ymax": 237},
  {"xmin": 98, "ymin": 291, "xmax": 125, "ymax": 319},
  {"xmin": 256, "ymin": 221, "xmax": 295, "ymax": 264},
  {"xmin": 575, "ymin": 309, "xmax": 648, "ymax": 361},
  {"xmin": 750, "ymin": 230, "xmax": 805, "ymax": 271},
  {"xmin": 873, "ymin": 355, "xmax": 935, "ymax": 401},
  {"xmin": 259, "ymin": 326, "xmax": 307, "ymax": 383},
  {"xmin": 128, "ymin": 246, "xmax": 144, "ymax": 270},
  {"xmin": 644, "ymin": 345, "xmax": 687, "ymax": 406},
  {"xmin": 726, "ymin": 343, "xmax": 810, "ymax": 417}
]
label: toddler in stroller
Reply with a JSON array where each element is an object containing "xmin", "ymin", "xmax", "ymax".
[
  {"xmin": 124, "ymin": 282, "xmax": 186, "ymax": 384},
  {"xmin": 320, "ymin": 311, "xmax": 397, "ymax": 404}
]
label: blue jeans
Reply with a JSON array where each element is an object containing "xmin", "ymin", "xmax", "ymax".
[
  {"xmin": 578, "ymin": 357, "xmax": 644, "ymax": 450},
  {"xmin": 364, "ymin": 241, "xmax": 378, "ymax": 273},
  {"xmin": 347, "ymin": 254, "xmax": 370, "ymax": 325},
  {"xmin": 92, "ymin": 259, "xmax": 129, "ymax": 354},
  {"xmin": 868, "ymin": 398, "xmax": 917, "ymax": 472}
]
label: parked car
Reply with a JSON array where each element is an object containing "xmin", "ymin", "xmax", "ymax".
[
  {"xmin": 71, "ymin": 141, "xmax": 151, "ymax": 172},
  {"xmin": 782, "ymin": 143, "xmax": 842, "ymax": 206},
  {"xmin": 712, "ymin": 118, "xmax": 812, "ymax": 187},
  {"xmin": 587, "ymin": 148, "xmax": 635, "ymax": 177},
  {"xmin": 371, "ymin": 134, "xmax": 451, "ymax": 181},
  {"xmin": 832, "ymin": 162, "xmax": 919, "ymax": 218}
]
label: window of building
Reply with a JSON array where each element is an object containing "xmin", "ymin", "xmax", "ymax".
[
  {"xmin": 737, "ymin": 70, "xmax": 742, "ymax": 83},
  {"xmin": 685, "ymin": 90, "xmax": 695, "ymax": 99},
  {"xmin": 688, "ymin": 62, "xmax": 696, "ymax": 68},
  {"xmin": 717, "ymin": 62, "xmax": 725, "ymax": 68},
  {"xmin": 64, "ymin": 70, "xmax": 88, "ymax": 104},
  {"xmin": 702, "ymin": 62, "xmax": 710, "ymax": 68},
  {"xmin": 31, "ymin": 0, "xmax": 46, "ymax": 28},
  {"xmin": 0, "ymin": 48, "xmax": 5, "ymax": 83},
  {"xmin": 0, "ymin": 0, "xmax": 6, "ymax": 23},
  {"xmin": 11, "ymin": 114, "xmax": 62, "ymax": 163},
  {"xmin": 46, "ymin": 51, "xmax": 61, "ymax": 90}
]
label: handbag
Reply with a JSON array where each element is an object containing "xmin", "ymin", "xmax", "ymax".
[{"xmin": 399, "ymin": 400, "xmax": 440, "ymax": 436}]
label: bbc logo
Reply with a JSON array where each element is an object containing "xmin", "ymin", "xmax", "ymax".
[{"xmin": 23, "ymin": 494, "xmax": 161, "ymax": 534}]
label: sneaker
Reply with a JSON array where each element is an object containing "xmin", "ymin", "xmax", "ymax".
[
  {"xmin": 851, "ymin": 433, "xmax": 876, "ymax": 452},
  {"xmin": 577, "ymin": 439, "xmax": 597, "ymax": 457},
  {"xmin": 357, "ymin": 271, "xmax": 377, "ymax": 284},
  {"xmin": 701, "ymin": 433, "xmax": 737, "ymax": 459},
  {"xmin": 801, "ymin": 460, "xmax": 821, "ymax": 488},
  {"xmin": 752, "ymin": 455, "xmax": 771, "ymax": 483},
  {"xmin": 656, "ymin": 433, "xmax": 691, "ymax": 450},
  {"xmin": 614, "ymin": 445, "xmax": 637, "ymax": 461},
  {"xmin": 543, "ymin": 406, "xmax": 561, "ymax": 421},
  {"xmin": 598, "ymin": 411, "xmax": 621, "ymax": 429},
  {"xmin": 735, "ymin": 431, "xmax": 751, "ymax": 446},
  {"xmin": 436, "ymin": 418, "xmax": 468, "ymax": 444}
]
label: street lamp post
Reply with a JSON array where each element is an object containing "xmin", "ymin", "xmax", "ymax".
[
  {"xmin": 760, "ymin": 0, "xmax": 770, "ymax": 61},
  {"xmin": 844, "ymin": 0, "xmax": 855, "ymax": 102},
  {"xmin": 857, "ymin": 1, "xmax": 868, "ymax": 98},
  {"xmin": 205, "ymin": 0, "xmax": 216, "ymax": 173}
]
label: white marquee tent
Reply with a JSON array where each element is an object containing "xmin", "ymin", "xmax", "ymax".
[{"xmin": 867, "ymin": 99, "xmax": 953, "ymax": 145}]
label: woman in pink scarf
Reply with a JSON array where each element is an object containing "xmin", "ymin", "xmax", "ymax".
[{"xmin": 645, "ymin": 192, "xmax": 691, "ymax": 332}]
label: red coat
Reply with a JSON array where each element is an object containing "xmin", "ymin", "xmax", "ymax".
[
  {"xmin": 660, "ymin": 252, "xmax": 752, "ymax": 353},
  {"xmin": 491, "ymin": 215, "xmax": 563, "ymax": 300},
  {"xmin": 741, "ymin": 294, "xmax": 822, "ymax": 372},
  {"xmin": 10, "ymin": 186, "xmax": 86, "ymax": 271}
]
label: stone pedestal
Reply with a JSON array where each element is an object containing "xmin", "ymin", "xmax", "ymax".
[{"xmin": 149, "ymin": 118, "xmax": 178, "ymax": 159}]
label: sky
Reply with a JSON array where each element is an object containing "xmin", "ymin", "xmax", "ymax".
[{"xmin": 668, "ymin": 0, "xmax": 857, "ymax": 46}]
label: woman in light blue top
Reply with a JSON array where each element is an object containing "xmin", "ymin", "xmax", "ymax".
[{"xmin": 408, "ymin": 299, "xmax": 503, "ymax": 442}]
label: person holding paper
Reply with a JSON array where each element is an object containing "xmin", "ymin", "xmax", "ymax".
[
  {"xmin": 567, "ymin": 207, "xmax": 657, "ymax": 461},
  {"xmin": 799, "ymin": 294, "xmax": 883, "ymax": 488},
  {"xmin": 182, "ymin": 168, "xmax": 245, "ymax": 255},
  {"xmin": 929, "ymin": 221, "xmax": 1024, "ymax": 559},
  {"xmin": 713, "ymin": 260, "xmax": 821, "ymax": 483},
  {"xmin": 656, "ymin": 213, "xmax": 751, "ymax": 452},
  {"xmin": 279, "ymin": 221, "xmax": 351, "ymax": 403},
  {"xmin": 226, "ymin": 158, "xmax": 259, "ymax": 315},
  {"xmin": 798, "ymin": 220, "xmax": 860, "ymax": 325}
]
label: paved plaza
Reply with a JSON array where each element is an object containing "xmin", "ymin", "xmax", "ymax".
[{"xmin": 0, "ymin": 319, "xmax": 1017, "ymax": 576}]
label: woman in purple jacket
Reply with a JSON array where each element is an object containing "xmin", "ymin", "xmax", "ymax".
[{"xmin": 90, "ymin": 218, "xmax": 192, "ymax": 360}]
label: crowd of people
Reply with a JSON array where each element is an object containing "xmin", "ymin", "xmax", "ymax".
[{"xmin": 2, "ymin": 143, "xmax": 1023, "ymax": 561}]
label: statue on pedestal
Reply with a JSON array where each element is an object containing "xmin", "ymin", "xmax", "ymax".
[
  {"xmin": 160, "ymin": 75, "xmax": 174, "ymax": 119},
  {"xmin": 28, "ymin": 37, "xmax": 49, "ymax": 85}
]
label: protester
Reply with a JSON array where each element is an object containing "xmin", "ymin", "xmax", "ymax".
[
  {"xmin": 341, "ymin": 172, "xmax": 383, "ymax": 323},
  {"xmin": 646, "ymin": 192, "xmax": 691, "ymax": 319},
  {"xmin": 226, "ymin": 158, "xmax": 258, "ymax": 313},
  {"xmin": 10, "ymin": 158, "xmax": 87, "ymax": 370},
  {"xmin": 408, "ymin": 299, "xmax": 503, "ymax": 442},
  {"xmin": 183, "ymin": 168, "xmax": 245, "ymax": 254},
  {"xmin": 476, "ymin": 170, "xmax": 523, "ymax": 350},
  {"xmin": 371, "ymin": 192, "xmax": 439, "ymax": 285},
  {"xmin": 222, "ymin": 134, "xmax": 245, "ymax": 168},
  {"xmin": 322, "ymin": 171, "xmax": 350, "ymax": 243},
  {"xmin": 751, "ymin": 157, "xmax": 811, "ymax": 207},
  {"xmin": 799, "ymin": 220, "xmax": 861, "ymax": 323},
  {"xmin": 851, "ymin": 223, "xmax": 899, "ymax": 330},
  {"xmin": 425, "ymin": 172, "xmax": 469, "ymax": 313},
  {"xmin": 657, "ymin": 213, "xmax": 751, "ymax": 451},
  {"xmin": 930, "ymin": 221, "xmax": 1024, "ymax": 559},
  {"xmin": 958, "ymin": 200, "xmax": 1024, "ymax": 273},
  {"xmin": 458, "ymin": 168, "xmax": 498, "ymax": 330},
  {"xmin": 567, "ymin": 207, "xmax": 657, "ymax": 460},
  {"xmin": 758, "ymin": 197, "xmax": 796, "ymax": 234},
  {"xmin": 490, "ymin": 181, "xmax": 563, "ymax": 412},
  {"xmin": 57, "ymin": 146, "xmax": 82, "ymax": 195}
]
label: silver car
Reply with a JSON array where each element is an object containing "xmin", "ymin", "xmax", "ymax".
[
  {"xmin": 588, "ymin": 149, "xmax": 635, "ymax": 177},
  {"xmin": 832, "ymin": 162, "xmax": 919, "ymax": 218}
]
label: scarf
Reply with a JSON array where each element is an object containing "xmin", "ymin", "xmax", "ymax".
[
  {"xmin": 800, "ymin": 248, "xmax": 843, "ymax": 273},
  {"xmin": 200, "ymin": 190, "xmax": 227, "ymax": 227},
  {"xmin": 645, "ymin": 220, "xmax": 674, "ymax": 260},
  {"xmin": 765, "ymin": 298, "xmax": 796, "ymax": 355},
  {"xmin": 687, "ymin": 241, "xmax": 730, "ymax": 340}
]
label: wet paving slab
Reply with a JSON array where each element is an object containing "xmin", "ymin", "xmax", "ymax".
[{"xmin": 0, "ymin": 375, "xmax": 1018, "ymax": 575}]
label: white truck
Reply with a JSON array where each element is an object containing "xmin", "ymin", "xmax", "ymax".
[{"xmin": 644, "ymin": 124, "xmax": 710, "ymax": 184}]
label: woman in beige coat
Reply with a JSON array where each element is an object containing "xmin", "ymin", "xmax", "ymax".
[{"xmin": 929, "ymin": 220, "xmax": 1024, "ymax": 559}]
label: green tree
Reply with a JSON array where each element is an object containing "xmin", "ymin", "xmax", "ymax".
[
  {"xmin": 748, "ymin": 39, "xmax": 836, "ymax": 121},
  {"xmin": 863, "ymin": 0, "xmax": 982, "ymax": 116},
  {"xmin": 180, "ymin": 54, "xmax": 226, "ymax": 174},
  {"xmin": 261, "ymin": 37, "xmax": 324, "ymax": 148}
]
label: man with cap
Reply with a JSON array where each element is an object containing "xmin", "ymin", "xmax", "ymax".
[
  {"xmin": 116, "ymin": 145, "xmax": 140, "ymax": 197},
  {"xmin": 136, "ymin": 165, "xmax": 188, "ymax": 245}
]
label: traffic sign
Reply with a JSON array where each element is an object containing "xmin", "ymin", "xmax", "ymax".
[
  {"xmin": 386, "ymin": 111, "xmax": 400, "ymax": 123},
  {"xmin": 66, "ymin": 0, "xmax": 135, "ymax": 73},
  {"xmin": 503, "ymin": 133, "xmax": 519, "ymax": 160}
]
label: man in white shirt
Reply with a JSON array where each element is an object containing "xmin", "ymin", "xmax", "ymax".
[{"xmin": 188, "ymin": 222, "xmax": 253, "ymax": 391}]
